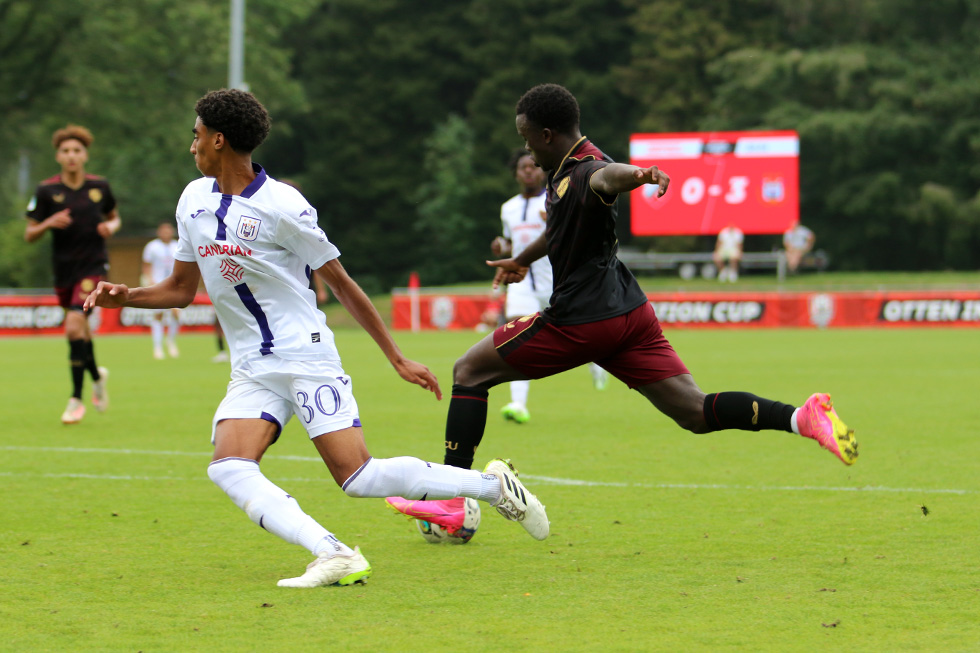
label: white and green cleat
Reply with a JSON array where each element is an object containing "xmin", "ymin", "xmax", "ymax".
[
  {"xmin": 484, "ymin": 458, "xmax": 549, "ymax": 540},
  {"xmin": 277, "ymin": 546, "xmax": 371, "ymax": 588}
]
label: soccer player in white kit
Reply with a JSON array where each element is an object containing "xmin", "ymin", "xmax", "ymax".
[
  {"xmin": 84, "ymin": 89, "xmax": 548, "ymax": 588},
  {"xmin": 141, "ymin": 222, "xmax": 180, "ymax": 359},
  {"xmin": 495, "ymin": 152, "xmax": 608, "ymax": 424}
]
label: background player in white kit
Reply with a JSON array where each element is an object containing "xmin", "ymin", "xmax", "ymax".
[
  {"xmin": 85, "ymin": 89, "xmax": 548, "ymax": 588},
  {"xmin": 141, "ymin": 222, "xmax": 180, "ymax": 359},
  {"xmin": 493, "ymin": 151, "xmax": 608, "ymax": 424}
]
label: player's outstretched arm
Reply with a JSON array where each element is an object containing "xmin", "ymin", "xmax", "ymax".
[
  {"xmin": 84, "ymin": 260, "xmax": 201, "ymax": 311},
  {"xmin": 316, "ymin": 258, "xmax": 442, "ymax": 400},
  {"xmin": 590, "ymin": 163, "xmax": 670, "ymax": 197}
]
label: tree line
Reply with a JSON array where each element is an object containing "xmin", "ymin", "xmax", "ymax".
[{"xmin": 2, "ymin": 0, "xmax": 979, "ymax": 292}]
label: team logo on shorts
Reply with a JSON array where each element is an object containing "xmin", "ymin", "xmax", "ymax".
[
  {"xmin": 89, "ymin": 188, "xmax": 103, "ymax": 203},
  {"xmin": 80, "ymin": 278, "xmax": 95, "ymax": 292},
  {"xmin": 236, "ymin": 215, "xmax": 261, "ymax": 241}
]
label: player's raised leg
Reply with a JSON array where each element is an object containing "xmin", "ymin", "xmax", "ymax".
[{"xmin": 639, "ymin": 373, "xmax": 858, "ymax": 465}]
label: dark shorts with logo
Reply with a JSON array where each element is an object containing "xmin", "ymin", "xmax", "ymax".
[
  {"xmin": 492, "ymin": 302, "xmax": 689, "ymax": 389},
  {"xmin": 55, "ymin": 274, "xmax": 105, "ymax": 311}
]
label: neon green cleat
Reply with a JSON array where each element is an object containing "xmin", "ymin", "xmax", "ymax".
[{"xmin": 501, "ymin": 402, "xmax": 530, "ymax": 424}]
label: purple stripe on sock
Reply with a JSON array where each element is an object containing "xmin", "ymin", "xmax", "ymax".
[{"xmin": 341, "ymin": 456, "xmax": 373, "ymax": 492}]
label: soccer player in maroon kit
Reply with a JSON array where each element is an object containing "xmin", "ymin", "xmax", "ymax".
[
  {"xmin": 25, "ymin": 125, "xmax": 120, "ymax": 424},
  {"xmin": 388, "ymin": 83, "xmax": 858, "ymax": 540}
]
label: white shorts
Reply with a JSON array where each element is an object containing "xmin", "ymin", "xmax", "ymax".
[
  {"xmin": 211, "ymin": 355, "xmax": 360, "ymax": 443},
  {"xmin": 505, "ymin": 285, "xmax": 551, "ymax": 319}
]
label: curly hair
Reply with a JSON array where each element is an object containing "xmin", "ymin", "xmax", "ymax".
[
  {"xmin": 52, "ymin": 124, "xmax": 94, "ymax": 149},
  {"xmin": 195, "ymin": 89, "xmax": 271, "ymax": 154},
  {"xmin": 515, "ymin": 84, "xmax": 580, "ymax": 134},
  {"xmin": 508, "ymin": 148, "xmax": 533, "ymax": 174}
]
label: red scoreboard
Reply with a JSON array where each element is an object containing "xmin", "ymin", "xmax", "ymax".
[{"xmin": 629, "ymin": 130, "xmax": 799, "ymax": 236}]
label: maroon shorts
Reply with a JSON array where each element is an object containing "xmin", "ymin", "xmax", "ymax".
[
  {"xmin": 55, "ymin": 274, "xmax": 104, "ymax": 310},
  {"xmin": 492, "ymin": 302, "xmax": 689, "ymax": 389}
]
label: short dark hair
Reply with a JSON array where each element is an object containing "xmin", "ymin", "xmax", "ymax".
[
  {"xmin": 515, "ymin": 84, "xmax": 580, "ymax": 134},
  {"xmin": 508, "ymin": 148, "xmax": 532, "ymax": 174},
  {"xmin": 195, "ymin": 89, "xmax": 271, "ymax": 154}
]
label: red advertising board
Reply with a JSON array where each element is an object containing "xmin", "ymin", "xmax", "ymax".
[
  {"xmin": 0, "ymin": 293, "xmax": 217, "ymax": 336},
  {"xmin": 390, "ymin": 290, "xmax": 980, "ymax": 331},
  {"xmin": 629, "ymin": 130, "xmax": 799, "ymax": 236}
]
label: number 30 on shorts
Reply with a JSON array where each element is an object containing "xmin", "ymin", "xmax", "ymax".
[{"xmin": 296, "ymin": 383, "xmax": 342, "ymax": 423}]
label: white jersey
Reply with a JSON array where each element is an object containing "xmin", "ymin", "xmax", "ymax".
[
  {"xmin": 142, "ymin": 238, "xmax": 177, "ymax": 284},
  {"xmin": 500, "ymin": 189, "xmax": 552, "ymax": 296},
  {"xmin": 784, "ymin": 224, "xmax": 814, "ymax": 249},
  {"xmin": 173, "ymin": 165, "xmax": 340, "ymax": 368},
  {"xmin": 716, "ymin": 226, "xmax": 744, "ymax": 255}
]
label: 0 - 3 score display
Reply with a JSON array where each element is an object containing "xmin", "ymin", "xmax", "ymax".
[{"xmin": 629, "ymin": 130, "xmax": 799, "ymax": 236}]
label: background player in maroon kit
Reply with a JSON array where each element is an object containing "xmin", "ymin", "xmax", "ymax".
[
  {"xmin": 387, "ymin": 83, "xmax": 857, "ymax": 539},
  {"xmin": 24, "ymin": 124, "xmax": 121, "ymax": 424}
]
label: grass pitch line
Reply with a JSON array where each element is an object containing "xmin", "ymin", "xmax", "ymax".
[{"xmin": 2, "ymin": 445, "xmax": 972, "ymax": 495}]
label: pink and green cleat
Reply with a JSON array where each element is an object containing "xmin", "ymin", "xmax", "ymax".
[{"xmin": 797, "ymin": 393, "xmax": 858, "ymax": 465}]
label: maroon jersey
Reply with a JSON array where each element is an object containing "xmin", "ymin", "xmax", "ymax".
[
  {"xmin": 542, "ymin": 137, "xmax": 648, "ymax": 325},
  {"xmin": 26, "ymin": 174, "xmax": 116, "ymax": 287}
]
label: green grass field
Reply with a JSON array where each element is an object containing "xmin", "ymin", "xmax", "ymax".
[{"xmin": 3, "ymin": 326, "xmax": 980, "ymax": 652}]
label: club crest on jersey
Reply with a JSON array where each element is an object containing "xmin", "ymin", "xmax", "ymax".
[
  {"xmin": 236, "ymin": 215, "xmax": 261, "ymax": 241},
  {"xmin": 555, "ymin": 176, "xmax": 570, "ymax": 199},
  {"xmin": 89, "ymin": 188, "xmax": 103, "ymax": 203}
]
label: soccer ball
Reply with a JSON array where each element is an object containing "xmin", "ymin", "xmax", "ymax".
[{"xmin": 416, "ymin": 498, "xmax": 481, "ymax": 544}]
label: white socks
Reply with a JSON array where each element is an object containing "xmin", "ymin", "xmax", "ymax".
[
  {"xmin": 208, "ymin": 457, "xmax": 352, "ymax": 557},
  {"xmin": 150, "ymin": 319, "xmax": 164, "ymax": 350},
  {"xmin": 510, "ymin": 380, "xmax": 530, "ymax": 407},
  {"xmin": 342, "ymin": 457, "xmax": 500, "ymax": 504}
]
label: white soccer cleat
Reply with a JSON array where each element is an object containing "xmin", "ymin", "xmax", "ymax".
[
  {"xmin": 484, "ymin": 458, "xmax": 549, "ymax": 540},
  {"xmin": 276, "ymin": 546, "xmax": 372, "ymax": 588},
  {"xmin": 61, "ymin": 397, "xmax": 86, "ymax": 424},
  {"xmin": 212, "ymin": 350, "xmax": 230, "ymax": 363},
  {"xmin": 91, "ymin": 367, "xmax": 109, "ymax": 412},
  {"xmin": 167, "ymin": 343, "xmax": 180, "ymax": 358},
  {"xmin": 153, "ymin": 347, "xmax": 165, "ymax": 360}
]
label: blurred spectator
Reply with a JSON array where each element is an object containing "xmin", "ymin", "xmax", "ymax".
[
  {"xmin": 783, "ymin": 222, "xmax": 816, "ymax": 274},
  {"xmin": 713, "ymin": 224, "xmax": 744, "ymax": 282}
]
